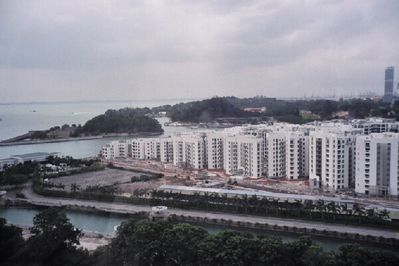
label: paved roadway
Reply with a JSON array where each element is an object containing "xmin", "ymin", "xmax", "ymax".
[{"xmin": 21, "ymin": 185, "xmax": 399, "ymax": 240}]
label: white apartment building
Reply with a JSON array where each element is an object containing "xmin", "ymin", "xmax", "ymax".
[
  {"xmin": 355, "ymin": 133, "xmax": 399, "ymax": 197},
  {"xmin": 172, "ymin": 134, "xmax": 207, "ymax": 169},
  {"xmin": 309, "ymin": 126, "xmax": 360, "ymax": 191},
  {"xmin": 206, "ymin": 133, "xmax": 225, "ymax": 170},
  {"xmin": 130, "ymin": 139, "xmax": 146, "ymax": 159},
  {"xmin": 224, "ymin": 135, "xmax": 263, "ymax": 177},
  {"xmin": 100, "ymin": 119, "xmax": 399, "ymax": 188},
  {"xmin": 285, "ymin": 132, "xmax": 309, "ymax": 180},
  {"xmin": 352, "ymin": 117, "xmax": 399, "ymax": 135},
  {"xmin": 266, "ymin": 132, "xmax": 287, "ymax": 178},
  {"xmin": 143, "ymin": 138, "xmax": 161, "ymax": 160},
  {"xmin": 101, "ymin": 140, "xmax": 128, "ymax": 159},
  {"xmin": 160, "ymin": 138, "xmax": 174, "ymax": 163}
]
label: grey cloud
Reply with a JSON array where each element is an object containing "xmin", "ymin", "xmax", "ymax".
[{"xmin": 0, "ymin": 0, "xmax": 398, "ymax": 102}]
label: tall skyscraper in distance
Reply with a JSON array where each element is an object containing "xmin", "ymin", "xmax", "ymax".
[{"xmin": 383, "ymin": 66, "xmax": 394, "ymax": 103}]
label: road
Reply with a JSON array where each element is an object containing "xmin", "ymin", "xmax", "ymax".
[{"xmin": 21, "ymin": 185, "xmax": 399, "ymax": 240}]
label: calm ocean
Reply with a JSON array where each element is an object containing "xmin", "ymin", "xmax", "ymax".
[{"xmin": 0, "ymin": 100, "xmax": 201, "ymax": 159}]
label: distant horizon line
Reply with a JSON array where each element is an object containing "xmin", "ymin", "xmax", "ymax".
[
  {"xmin": 0, "ymin": 97, "xmax": 201, "ymax": 105},
  {"xmin": 0, "ymin": 93, "xmax": 382, "ymax": 105}
]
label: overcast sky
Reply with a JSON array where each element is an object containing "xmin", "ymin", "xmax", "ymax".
[{"xmin": 0, "ymin": 0, "xmax": 398, "ymax": 102}]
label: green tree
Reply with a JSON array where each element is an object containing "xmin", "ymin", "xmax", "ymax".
[
  {"xmin": 162, "ymin": 223, "xmax": 207, "ymax": 265},
  {"xmin": 0, "ymin": 218, "xmax": 24, "ymax": 264},
  {"xmin": 108, "ymin": 219, "xmax": 171, "ymax": 265},
  {"xmin": 19, "ymin": 207, "xmax": 90, "ymax": 266},
  {"xmin": 71, "ymin": 183, "xmax": 80, "ymax": 194}
]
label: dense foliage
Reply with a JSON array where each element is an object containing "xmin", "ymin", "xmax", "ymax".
[
  {"xmin": 0, "ymin": 218, "xmax": 24, "ymax": 264},
  {"xmin": 1, "ymin": 209, "xmax": 398, "ymax": 265},
  {"xmin": 84, "ymin": 184, "xmax": 120, "ymax": 195},
  {"xmin": 130, "ymin": 174, "xmax": 163, "ymax": 183},
  {"xmin": 1, "ymin": 208, "xmax": 92, "ymax": 266},
  {"xmin": 0, "ymin": 156, "xmax": 102, "ymax": 186},
  {"xmin": 225, "ymin": 96, "xmax": 393, "ymax": 121},
  {"xmin": 168, "ymin": 97, "xmax": 251, "ymax": 122},
  {"xmin": 154, "ymin": 96, "xmax": 398, "ymax": 123},
  {"xmin": 79, "ymin": 108, "xmax": 163, "ymax": 135},
  {"xmin": 46, "ymin": 156, "xmax": 100, "ymax": 168},
  {"xmin": 92, "ymin": 219, "xmax": 399, "ymax": 266},
  {"xmin": 0, "ymin": 161, "xmax": 39, "ymax": 185}
]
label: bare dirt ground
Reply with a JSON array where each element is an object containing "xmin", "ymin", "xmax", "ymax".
[
  {"xmin": 51, "ymin": 168, "xmax": 140, "ymax": 191},
  {"xmin": 50, "ymin": 158, "xmax": 327, "ymax": 198},
  {"xmin": 50, "ymin": 166, "xmax": 202, "ymax": 196},
  {"xmin": 246, "ymin": 178, "xmax": 311, "ymax": 194}
]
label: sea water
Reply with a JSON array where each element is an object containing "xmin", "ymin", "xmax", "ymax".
[{"xmin": 0, "ymin": 99, "xmax": 214, "ymax": 159}]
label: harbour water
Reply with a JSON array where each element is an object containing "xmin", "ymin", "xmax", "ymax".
[{"xmin": 0, "ymin": 100, "xmax": 213, "ymax": 159}]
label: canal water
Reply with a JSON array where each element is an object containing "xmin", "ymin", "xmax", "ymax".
[{"xmin": 1, "ymin": 207, "xmax": 397, "ymax": 253}]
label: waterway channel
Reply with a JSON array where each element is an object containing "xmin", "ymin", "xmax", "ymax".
[{"xmin": 1, "ymin": 207, "xmax": 398, "ymax": 253}]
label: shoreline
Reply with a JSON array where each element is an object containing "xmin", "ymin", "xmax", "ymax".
[
  {"xmin": 10, "ymin": 223, "xmax": 113, "ymax": 251},
  {"xmin": 0, "ymin": 132, "xmax": 163, "ymax": 147}
]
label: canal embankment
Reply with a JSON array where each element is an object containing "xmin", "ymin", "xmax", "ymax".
[{"xmin": 7, "ymin": 185, "xmax": 399, "ymax": 248}]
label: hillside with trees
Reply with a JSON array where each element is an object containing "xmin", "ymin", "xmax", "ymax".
[
  {"xmin": 78, "ymin": 107, "xmax": 163, "ymax": 135},
  {"xmin": 153, "ymin": 96, "xmax": 396, "ymax": 124},
  {"xmin": 168, "ymin": 97, "xmax": 252, "ymax": 122}
]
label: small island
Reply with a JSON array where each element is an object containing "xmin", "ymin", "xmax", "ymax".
[{"xmin": 0, "ymin": 108, "xmax": 163, "ymax": 145}]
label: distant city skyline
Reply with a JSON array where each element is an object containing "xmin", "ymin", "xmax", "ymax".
[
  {"xmin": 1, "ymin": 0, "xmax": 398, "ymax": 102},
  {"xmin": 383, "ymin": 66, "xmax": 395, "ymax": 102}
]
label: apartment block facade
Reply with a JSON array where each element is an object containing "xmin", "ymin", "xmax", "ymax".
[
  {"xmin": 100, "ymin": 119, "xmax": 399, "ymax": 196},
  {"xmin": 355, "ymin": 133, "xmax": 399, "ymax": 197}
]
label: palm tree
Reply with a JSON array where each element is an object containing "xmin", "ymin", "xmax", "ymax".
[
  {"xmin": 352, "ymin": 203, "xmax": 366, "ymax": 223},
  {"xmin": 366, "ymin": 208, "xmax": 376, "ymax": 222},
  {"xmin": 303, "ymin": 200, "xmax": 314, "ymax": 216},
  {"xmin": 339, "ymin": 203, "xmax": 349, "ymax": 216},
  {"xmin": 272, "ymin": 198, "xmax": 280, "ymax": 215},
  {"xmin": 294, "ymin": 199, "xmax": 303, "ymax": 217},
  {"xmin": 315, "ymin": 199, "xmax": 326, "ymax": 220},
  {"xmin": 70, "ymin": 183, "xmax": 80, "ymax": 194},
  {"xmin": 239, "ymin": 194, "xmax": 249, "ymax": 212},
  {"xmin": 260, "ymin": 197, "xmax": 270, "ymax": 215},
  {"xmin": 377, "ymin": 209, "xmax": 390, "ymax": 221},
  {"xmin": 327, "ymin": 202, "xmax": 338, "ymax": 221}
]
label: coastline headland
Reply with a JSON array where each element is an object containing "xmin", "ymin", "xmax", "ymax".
[{"xmin": 0, "ymin": 132, "xmax": 163, "ymax": 147}]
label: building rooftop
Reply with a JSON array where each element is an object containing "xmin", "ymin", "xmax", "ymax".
[{"xmin": 11, "ymin": 152, "xmax": 59, "ymax": 161}]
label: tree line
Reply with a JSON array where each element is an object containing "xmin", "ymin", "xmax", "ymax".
[
  {"xmin": 0, "ymin": 156, "xmax": 101, "ymax": 186},
  {"xmin": 152, "ymin": 96, "xmax": 399, "ymax": 124},
  {"xmin": 33, "ymin": 175, "xmax": 397, "ymax": 229}
]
